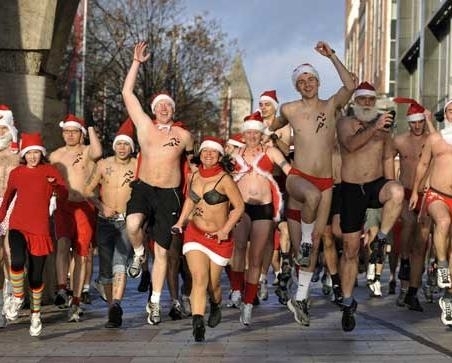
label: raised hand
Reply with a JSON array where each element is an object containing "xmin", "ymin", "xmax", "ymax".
[
  {"xmin": 134, "ymin": 41, "xmax": 150, "ymax": 63},
  {"xmin": 315, "ymin": 41, "xmax": 335, "ymax": 58}
]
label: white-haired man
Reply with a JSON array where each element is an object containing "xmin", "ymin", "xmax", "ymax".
[{"xmin": 337, "ymin": 81, "xmax": 404, "ymax": 331}]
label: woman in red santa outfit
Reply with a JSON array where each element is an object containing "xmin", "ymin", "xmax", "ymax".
[
  {"xmin": 229, "ymin": 111, "xmax": 292, "ymax": 326},
  {"xmin": 172, "ymin": 136, "xmax": 244, "ymax": 342},
  {"xmin": 0, "ymin": 133, "xmax": 67, "ymax": 336}
]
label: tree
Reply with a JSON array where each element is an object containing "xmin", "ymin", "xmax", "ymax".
[{"xmin": 80, "ymin": 0, "xmax": 235, "ymax": 151}]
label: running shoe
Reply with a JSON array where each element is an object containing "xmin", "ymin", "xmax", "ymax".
[
  {"xmin": 127, "ymin": 253, "xmax": 145, "ymax": 279},
  {"xmin": 29, "ymin": 312, "xmax": 42, "ymax": 337},
  {"xmin": 239, "ymin": 303, "xmax": 253, "ymax": 326},
  {"xmin": 287, "ymin": 298, "xmax": 310, "ymax": 326},
  {"xmin": 168, "ymin": 300, "xmax": 184, "ymax": 320},
  {"xmin": 105, "ymin": 302, "xmax": 123, "ymax": 328},
  {"xmin": 207, "ymin": 301, "xmax": 221, "ymax": 328},
  {"xmin": 258, "ymin": 279, "xmax": 269, "ymax": 301},
  {"xmin": 404, "ymin": 294, "xmax": 423, "ymax": 312},
  {"xmin": 67, "ymin": 304, "xmax": 82, "ymax": 322},
  {"xmin": 437, "ymin": 267, "xmax": 451, "ymax": 289},
  {"xmin": 341, "ymin": 299, "xmax": 358, "ymax": 332},
  {"xmin": 192, "ymin": 314, "xmax": 205, "ymax": 342},
  {"xmin": 439, "ymin": 296, "xmax": 452, "ymax": 326},
  {"xmin": 146, "ymin": 302, "xmax": 161, "ymax": 325},
  {"xmin": 5, "ymin": 296, "xmax": 24, "ymax": 321}
]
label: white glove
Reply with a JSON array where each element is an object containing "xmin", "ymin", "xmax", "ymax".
[
  {"xmin": 263, "ymin": 127, "xmax": 274, "ymax": 136},
  {"xmin": 49, "ymin": 193, "xmax": 57, "ymax": 216}
]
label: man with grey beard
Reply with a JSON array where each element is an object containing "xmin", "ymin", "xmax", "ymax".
[
  {"xmin": 0, "ymin": 105, "xmax": 20, "ymax": 327},
  {"xmin": 336, "ymin": 82, "xmax": 404, "ymax": 331}
]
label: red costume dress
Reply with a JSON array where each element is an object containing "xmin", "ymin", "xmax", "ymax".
[{"xmin": 0, "ymin": 164, "xmax": 67, "ymax": 256}]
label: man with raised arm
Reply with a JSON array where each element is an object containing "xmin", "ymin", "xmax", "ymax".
[
  {"xmin": 122, "ymin": 41, "xmax": 194, "ymax": 326},
  {"xmin": 270, "ymin": 41, "xmax": 355, "ymax": 326},
  {"xmin": 50, "ymin": 114, "xmax": 102, "ymax": 322}
]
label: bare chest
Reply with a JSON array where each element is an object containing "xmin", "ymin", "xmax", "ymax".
[{"xmin": 102, "ymin": 163, "xmax": 136, "ymax": 189}]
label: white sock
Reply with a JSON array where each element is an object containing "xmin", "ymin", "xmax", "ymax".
[
  {"xmin": 296, "ymin": 271, "xmax": 313, "ymax": 301},
  {"xmin": 83, "ymin": 284, "xmax": 90, "ymax": 292},
  {"xmin": 134, "ymin": 245, "xmax": 145, "ymax": 256},
  {"xmin": 150, "ymin": 291, "xmax": 161, "ymax": 304},
  {"xmin": 259, "ymin": 273, "xmax": 267, "ymax": 282},
  {"xmin": 301, "ymin": 220, "xmax": 315, "ymax": 245}
]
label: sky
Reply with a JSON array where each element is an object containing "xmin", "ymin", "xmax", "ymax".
[{"xmin": 183, "ymin": 0, "xmax": 346, "ymax": 108}]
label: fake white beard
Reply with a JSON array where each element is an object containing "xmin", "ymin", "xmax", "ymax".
[
  {"xmin": 0, "ymin": 133, "xmax": 12, "ymax": 151},
  {"xmin": 352, "ymin": 105, "xmax": 379, "ymax": 122}
]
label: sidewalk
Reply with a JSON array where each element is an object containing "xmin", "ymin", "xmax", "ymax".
[{"xmin": 0, "ymin": 269, "xmax": 451, "ymax": 362}]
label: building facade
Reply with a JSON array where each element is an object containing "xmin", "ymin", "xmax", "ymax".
[{"xmin": 345, "ymin": 0, "xmax": 452, "ymax": 129}]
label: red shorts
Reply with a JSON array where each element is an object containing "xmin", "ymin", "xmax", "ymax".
[
  {"xmin": 425, "ymin": 188, "xmax": 452, "ymax": 217},
  {"xmin": 54, "ymin": 201, "xmax": 96, "ymax": 257},
  {"xmin": 288, "ymin": 168, "xmax": 334, "ymax": 192}
]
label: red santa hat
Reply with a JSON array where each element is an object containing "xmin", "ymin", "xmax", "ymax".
[
  {"xmin": 242, "ymin": 111, "xmax": 265, "ymax": 132},
  {"xmin": 19, "ymin": 132, "xmax": 46, "ymax": 157},
  {"xmin": 59, "ymin": 114, "xmax": 87, "ymax": 135},
  {"xmin": 113, "ymin": 118, "xmax": 135, "ymax": 152},
  {"xmin": 354, "ymin": 82, "xmax": 377, "ymax": 98},
  {"xmin": 227, "ymin": 133, "xmax": 245, "ymax": 148},
  {"xmin": 199, "ymin": 136, "xmax": 224, "ymax": 155},
  {"xmin": 150, "ymin": 93, "xmax": 175, "ymax": 113},
  {"xmin": 260, "ymin": 90, "xmax": 279, "ymax": 111},
  {"xmin": 292, "ymin": 63, "xmax": 320, "ymax": 88},
  {"xmin": 0, "ymin": 104, "xmax": 19, "ymax": 152},
  {"xmin": 393, "ymin": 97, "xmax": 425, "ymax": 122}
]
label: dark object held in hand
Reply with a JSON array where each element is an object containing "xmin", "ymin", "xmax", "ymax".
[{"xmin": 384, "ymin": 110, "xmax": 396, "ymax": 129}]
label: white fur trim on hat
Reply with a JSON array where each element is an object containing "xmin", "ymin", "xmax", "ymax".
[
  {"xmin": 113, "ymin": 135, "xmax": 134, "ymax": 152},
  {"xmin": 259, "ymin": 95, "xmax": 279, "ymax": 111},
  {"xmin": 199, "ymin": 140, "xmax": 224, "ymax": 155},
  {"xmin": 292, "ymin": 64, "xmax": 320, "ymax": 88},
  {"xmin": 242, "ymin": 120, "xmax": 265, "ymax": 133},
  {"xmin": 59, "ymin": 121, "xmax": 87, "ymax": 135},
  {"xmin": 354, "ymin": 89, "xmax": 377, "ymax": 98},
  {"xmin": 20, "ymin": 145, "xmax": 46, "ymax": 158},
  {"xmin": 444, "ymin": 99, "xmax": 452, "ymax": 113},
  {"xmin": 407, "ymin": 113, "xmax": 425, "ymax": 122},
  {"xmin": 151, "ymin": 94, "xmax": 176, "ymax": 113},
  {"xmin": 227, "ymin": 139, "xmax": 245, "ymax": 148}
]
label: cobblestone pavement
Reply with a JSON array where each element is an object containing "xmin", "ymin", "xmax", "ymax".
[{"xmin": 1, "ymin": 266, "xmax": 451, "ymax": 363}]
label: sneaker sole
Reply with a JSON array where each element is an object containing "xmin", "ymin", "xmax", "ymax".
[
  {"xmin": 287, "ymin": 300, "xmax": 309, "ymax": 326},
  {"xmin": 29, "ymin": 328, "xmax": 42, "ymax": 336}
]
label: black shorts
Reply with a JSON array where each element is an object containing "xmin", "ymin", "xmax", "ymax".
[
  {"xmin": 340, "ymin": 177, "xmax": 389, "ymax": 234},
  {"xmin": 126, "ymin": 179, "xmax": 182, "ymax": 250},
  {"xmin": 327, "ymin": 183, "xmax": 342, "ymax": 226},
  {"xmin": 245, "ymin": 203, "xmax": 273, "ymax": 221}
]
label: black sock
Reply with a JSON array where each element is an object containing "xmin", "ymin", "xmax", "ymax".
[
  {"xmin": 331, "ymin": 273, "xmax": 341, "ymax": 286},
  {"xmin": 407, "ymin": 287, "xmax": 417, "ymax": 297}
]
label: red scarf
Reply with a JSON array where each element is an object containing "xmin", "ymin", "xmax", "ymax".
[{"xmin": 199, "ymin": 164, "xmax": 223, "ymax": 178}]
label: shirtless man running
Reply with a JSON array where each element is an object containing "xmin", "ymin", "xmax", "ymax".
[
  {"xmin": 270, "ymin": 41, "xmax": 355, "ymax": 326},
  {"xmin": 409, "ymin": 99, "xmax": 452, "ymax": 326},
  {"xmin": 85, "ymin": 122, "xmax": 137, "ymax": 328},
  {"xmin": 122, "ymin": 41, "xmax": 194, "ymax": 325},
  {"xmin": 50, "ymin": 114, "xmax": 102, "ymax": 322},
  {"xmin": 337, "ymin": 82, "xmax": 404, "ymax": 331}
]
